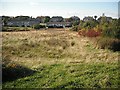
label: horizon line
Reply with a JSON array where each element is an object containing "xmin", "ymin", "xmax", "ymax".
[{"xmin": 1, "ymin": 14, "xmax": 118, "ymax": 19}]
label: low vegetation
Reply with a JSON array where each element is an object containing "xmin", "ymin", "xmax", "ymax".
[
  {"xmin": 33, "ymin": 24, "xmax": 46, "ymax": 29},
  {"xmin": 2, "ymin": 28, "xmax": 119, "ymax": 88},
  {"xmin": 71, "ymin": 17, "xmax": 120, "ymax": 51},
  {"xmin": 95, "ymin": 37, "xmax": 120, "ymax": 52},
  {"xmin": 3, "ymin": 63, "xmax": 119, "ymax": 88},
  {"xmin": 2, "ymin": 14, "xmax": 120, "ymax": 89},
  {"xmin": 2, "ymin": 27, "xmax": 32, "ymax": 32}
]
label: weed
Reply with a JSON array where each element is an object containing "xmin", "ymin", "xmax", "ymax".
[{"xmin": 71, "ymin": 41, "xmax": 75, "ymax": 46}]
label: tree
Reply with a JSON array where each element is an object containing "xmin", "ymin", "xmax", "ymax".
[
  {"xmin": 73, "ymin": 21, "xmax": 79, "ymax": 26},
  {"xmin": 44, "ymin": 16, "xmax": 50, "ymax": 23},
  {"xmin": 94, "ymin": 16, "xmax": 97, "ymax": 20},
  {"xmin": 34, "ymin": 24, "xmax": 46, "ymax": 29},
  {"xmin": 15, "ymin": 16, "xmax": 30, "ymax": 20},
  {"xmin": 101, "ymin": 19, "xmax": 120, "ymax": 39},
  {"xmin": 2, "ymin": 16, "xmax": 11, "ymax": 26},
  {"xmin": 82, "ymin": 21, "xmax": 97, "ymax": 29},
  {"xmin": 34, "ymin": 24, "xmax": 41, "ymax": 29}
]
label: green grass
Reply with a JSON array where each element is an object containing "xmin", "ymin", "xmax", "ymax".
[
  {"xmin": 3, "ymin": 63, "xmax": 119, "ymax": 88},
  {"xmin": 2, "ymin": 28, "xmax": 119, "ymax": 88},
  {"xmin": 2, "ymin": 26, "xmax": 33, "ymax": 31}
]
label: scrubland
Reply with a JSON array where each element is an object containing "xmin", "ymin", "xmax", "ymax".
[{"xmin": 2, "ymin": 28, "xmax": 119, "ymax": 88}]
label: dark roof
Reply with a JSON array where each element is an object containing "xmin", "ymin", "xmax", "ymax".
[
  {"xmin": 70, "ymin": 16, "xmax": 80, "ymax": 20},
  {"xmin": 47, "ymin": 22, "xmax": 72, "ymax": 24},
  {"xmin": 52, "ymin": 16, "xmax": 63, "ymax": 18},
  {"xmin": 97, "ymin": 16, "xmax": 112, "ymax": 21},
  {"xmin": 83, "ymin": 16, "xmax": 94, "ymax": 20}
]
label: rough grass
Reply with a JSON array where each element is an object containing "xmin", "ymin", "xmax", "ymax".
[
  {"xmin": 3, "ymin": 63, "xmax": 119, "ymax": 88},
  {"xmin": 96, "ymin": 37, "xmax": 120, "ymax": 51},
  {"xmin": 2, "ymin": 28, "xmax": 119, "ymax": 88},
  {"xmin": 2, "ymin": 27, "xmax": 33, "ymax": 32}
]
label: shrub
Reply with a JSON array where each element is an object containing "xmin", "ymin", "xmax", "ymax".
[
  {"xmin": 81, "ymin": 21, "xmax": 98, "ymax": 29},
  {"xmin": 34, "ymin": 24, "xmax": 45, "ymax": 29},
  {"xmin": 100, "ymin": 19, "xmax": 120, "ymax": 39},
  {"xmin": 71, "ymin": 25, "xmax": 79, "ymax": 31},
  {"xmin": 71, "ymin": 41, "xmax": 75, "ymax": 46},
  {"xmin": 2, "ymin": 27, "xmax": 30, "ymax": 32},
  {"xmin": 78, "ymin": 29, "xmax": 86, "ymax": 36},
  {"xmin": 73, "ymin": 21, "xmax": 80, "ymax": 26},
  {"xmin": 102, "ymin": 26, "xmax": 120, "ymax": 39},
  {"xmin": 2, "ymin": 27, "xmax": 7, "ymax": 31},
  {"xmin": 78, "ymin": 29, "xmax": 101, "ymax": 37},
  {"xmin": 86, "ymin": 29, "xmax": 101, "ymax": 37},
  {"xmin": 96, "ymin": 37, "xmax": 120, "ymax": 51}
]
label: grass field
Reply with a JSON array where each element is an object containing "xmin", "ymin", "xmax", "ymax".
[
  {"xmin": 2, "ymin": 27, "xmax": 33, "ymax": 32},
  {"xmin": 2, "ymin": 28, "xmax": 119, "ymax": 88}
]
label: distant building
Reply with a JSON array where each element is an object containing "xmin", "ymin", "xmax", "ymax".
[
  {"xmin": 37, "ymin": 16, "xmax": 50, "ymax": 23},
  {"xmin": 47, "ymin": 16, "xmax": 73, "ymax": 28},
  {"xmin": 98, "ymin": 16, "xmax": 112, "ymax": 23},
  {"xmin": 83, "ymin": 16, "xmax": 94, "ymax": 22},
  {"xmin": 6, "ymin": 18, "xmax": 41, "ymax": 27},
  {"xmin": 70, "ymin": 16, "xmax": 80, "ymax": 22},
  {"xmin": 64, "ymin": 18, "xmax": 70, "ymax": 22},
  {"xmin": 49, "ymin": 16, "xmax": 64, "ymax": 22},
  {"xmin": 97, "ymin": 13, "xmax": 113, "ymax": 23},
  {"xmin": 3, "ymin": 15, "xmax": 80, "ymax": 28},
  {"xmin": 47, "ymin": 16, "xmax": 80, "ymax": 28},
  {"xmin": 47, "ymin": 22, "xmax": 72, "ymax": 28},
  {"xmin": 0, "ymin": 16, "xmax": 2, "ymax": 30}
]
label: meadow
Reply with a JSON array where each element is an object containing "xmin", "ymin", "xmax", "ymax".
[{"xmin": 2, "ymin": 28, "xmax": 119, "ymax": 88}]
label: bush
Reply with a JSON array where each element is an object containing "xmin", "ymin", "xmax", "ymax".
[
  {"xmin": 78, "ymin": 29, "xmax": 86, "ymax": 36},
  {"xmin": 102, "ymin": 26, "xmax": 120, "ymax": 39},
  {"xmin": 73, "ymin": 21, "xmax": 80, "ymax": 26},
  {"xmin": 34, "ymin": 24, "xmax": 45, "ymax": 29},
  {"xmin": 71, "ymin": 41, "xmax": 75, "ymax": 46},
  {"xmin": 86, "ymin": 29, "xmax": 101, "ymax": 37},
  {"xmin": 101, "ymin": 19, "xmax": 120, "ymax": 39},
  {"xmin": 81, "ymin": 21, "xmax": 98, "ymax": 29},
  {"xmin": 71, "ymin": 25, "xmax": 79, "ymax": 31},
  {"xmin": 2, "ymin": 27, "xmax": 30, "ymax": 32},
  {"xmin": 96, "ymin": 37, "xmax": 120, "ymax": 51},
  {"xmin": 78, "ymin": 29, "xmax": 101, "ymax": 37}
]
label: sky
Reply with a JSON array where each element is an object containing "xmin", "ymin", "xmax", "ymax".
[{"xmin": 0, "ymin": 0, "xmax": 119, "ymax": 19}]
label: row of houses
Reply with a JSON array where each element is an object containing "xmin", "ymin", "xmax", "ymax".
[
  {"xmin": 47, "ymin": 22, "xmax": 72, "ymax": 28},
  {"xmin": 2, "ymin": 14, "xmax": 113, "ymax": 28},
  {"xmin": 2, "ymin": 16, "xmax": 41, "ymax": 27},
  {"xmin": 46, "ymin": 16, "xmax": 80, "ymax": 28},
  {"xmin": 2, "ymin": 16, "xmax": 80, "ymax": 28},
  {"xmin": 83, "ymin": 14, "xmax": 112, "ymax": 22},
  {"xmin": 7, "ymin": 19, "xmax": 40, "ymax": 27}
]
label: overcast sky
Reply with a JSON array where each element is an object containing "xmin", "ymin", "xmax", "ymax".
[{"xmin": 0, "ymin": 0, "xmax": 119, "ymax": 19}]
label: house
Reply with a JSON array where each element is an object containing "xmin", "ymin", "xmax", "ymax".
[
  {"xmin": 0, "ymin": 16, "xmax": 2, "ymax": 30},
  {"xmin": 37, "ymin": 16, "xmax": 50, "ymax": 23},
  {"xmin": 47, "ymin": 16, "xmax": 80, "ymax": 28},
  {"xmin": 69, "ymin": 16, "xmax": 80, "ymax": 26},
  {"xmin": 97, "ymin": 16, "xmax": 112, "ymax": 23},
  {"xmin": 47, "ymin": 22, "xmax": 72, "ymax": 28},
  {"xmin": 47, "ymin": 16, "xmax": 67, "ymax": 28},
  {"xmin": 49, "ymin": 16, "xmax": 64, "ymax": 22},
  {"xmin": 6, "ymin": 18, "xmax": 41, "ymax": 27},
  {"xmin": 64, "ymin": 18, "xmax": 70, "ymax": 22},
  {"xmin": 70, "ymin": 16, "xmax": 80, "ymax": 22},
  {"xmin": 64, "ymin": 16, "xmax": 80, "ymax": 23},
  {"xmin": 83, "ymin": 16, "xmax": 94, "ymax": 22},
  {"xmin": 97, "ymin": 13, "xmax": 113, "ymax": 23}
]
